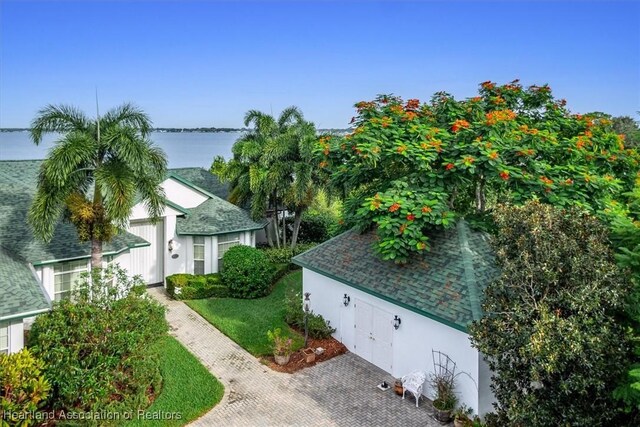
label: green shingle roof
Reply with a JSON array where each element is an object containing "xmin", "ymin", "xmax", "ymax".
[
  {"xmin": 292, "ymin": 221, "xmax": 500, "ymax": 332},
  {"xmin": 167, "ymin": 167, "xmax": 229, "ymax": 200},
  {"xmin": 0, "ymin": 160, "xmax": 149, "ymax": 266},
  {"xmin": 176, "ymin": 197, "xmax": 266, "ymax": 236},
  {"xmin": 0, "ymin": 247, "xmax": 50, "ymax": 320}
]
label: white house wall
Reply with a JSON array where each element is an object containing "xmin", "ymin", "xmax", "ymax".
[
  {"xmin": 7, "ymin": 320, "xmax": 24, "ymax": 354},
  {"xmin": 161, "ymin": 178, "xmax": 208, "ymax": 209},
  {"xmin": 302, "ymin": 268, "xmax": 482, "ymax": 415}
]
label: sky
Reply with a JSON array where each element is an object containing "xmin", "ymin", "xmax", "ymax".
[{"xmin": 1, "ymin": 1, "xmax": 639, "ymax": 129}]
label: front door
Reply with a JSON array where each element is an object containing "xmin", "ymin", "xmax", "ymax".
[{"xmin": 353, "ymin": 299, "xmax": 394, "ymax": 372}]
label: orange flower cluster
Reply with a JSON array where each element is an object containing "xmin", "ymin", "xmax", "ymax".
[
  {"xmin": 481, "ymin": 81, "xmax": 495, "ymax": 90},
  {"xmin": 422, "ymin": 138, "xmax": 443, "ymax": 152},
  {"xmin": 518, "ymin": 124, "xmax": 539, "ymax": 135},
  {"xmin": 389, "ymin": 203, "xmax": 401, "ymax": 212},
  {"xmin": 575, "ymin": 135, "xmax": 590, "ymax": 150},
  {"xmin": 491, "ymin": 97, "xmax": 506, "ymax": 105},
  {"xmin": 399, "ymin": 224, "xmax": 406, "ymax": 234},
  {"xmin": 516, "ymin": 149, "xmax": 535, "ymax": 157},
  {"xmin": 319, "ymin": 161, "xmax": 328, "ymax": 168},
  {"xmin": 389, "ymin": 105, "xmax": 404, "ymax": 115},
  {"xmin": 371, "ymin": 199, "xmax": 381, "ymax": 210},
  {"xmin": 403, "ymin": 111, "xmax": 418, "ymax": 121},
  {"xmin": 563, "ymin": 178, "xmax": 574, "ymax": 185},
  {"xmin": 470, "ymin": 96, "xmax": 482, "ymax": 103},
  {"xmin": 451, "ymin": 119, "xmax": 470, "ymax": 132},
  {"xmin": 499, "ymin": 170, "xmax": 510, "ymax": 180},
  {"xmin": 421, "ymin": 206, "xmax": 432, "ymax": 213},
  {"xmin": 488, "ymin": 151, "xmax": 499, "ymax": 160},
  {"xmin": 397, "ymin": 145, "xmax": 407, "ymax": 153},
  {"xmin": 463, "ymin": 156, "xmax": 476, "ymax": 166},
  {"xmin": 486, "ymin": 109, "xmax": 516, "ymax": 125},
  {"xmin": 445, "ymin": 163, "xmax": 455, "ymax": 171},
  {"xmin": 406, "ymin": 213, "xmax": 415, "ymax": 221},
  {"xmin": 405, "ymin": 99, "xmax": 420, "ymax": 110},
  {"xmin": 381, "ymin": 116, "xmax": 392, "ymax": 128},
  {"xmin": 355, "ymin": 101, "xmax": 375, "ymax": 110},
  {"xmin": 539, "ymin": 176, "xmax": 553, "ymax": 185}
]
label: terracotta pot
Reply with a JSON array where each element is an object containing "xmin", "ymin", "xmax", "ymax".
[
  {"xmin": 394, "ymin": 380, "xmax": 403, "ymax": 396},
  {"xmin": 274, "ymin": 354, "xmax": 290, "ymax": 365},
  {"xmin": 454, "ymin": 419, "xmax": 467, "ymax": 427},
  {"xmin": 302, "ymin": 348, "xmax": 316, "ymax": 363}
]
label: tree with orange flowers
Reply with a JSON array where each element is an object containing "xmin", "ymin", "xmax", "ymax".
[{"xmin": 317, "ymin": 81, "xmax": 639, "ymax": 263}]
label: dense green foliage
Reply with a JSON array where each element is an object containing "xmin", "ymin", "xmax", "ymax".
[
  {"xmin": 29, "ymin": 104, "xmax": 167, "ymax": 269},
  {"xmin": 0, "ymin": 349, "xmax": 50, "ymax": 426},
  {"xmin": 612, "ymin": 115, "xmax": 640, "ymax": 148},
  {"xmin": 187, "ymin": 271, "xmax": 305, "ymax": 356},
  {"xmin": 28, "ymin": 266, "xmax": 167, "ymax": 416},
  {"xmin": 212, "ymin": 107, "xmax": 321, "ymax": 248},
  {"xmin": 166, "ymin": 273, "xmax": 229, "ymax": 300},
  {"xmin": 318, "ymin": 82, "xmax": 639, "ymax": 263},
  {"xmin": 261, "ymin": 243, "xmax": 317, "ymax": 265},
  {"xmin": 284, "ymin": 288, "xmax": 336, "ymax": 339},
  {"xmin": 221, "ymin": 245, "xmax": 275, "ymax": 299},
  {"xmin": 125, "ymin": 336, "xmax": 223, "ymax": 427},
  {"xmin": 469, "ymin": 202, "xmax": 632, "ymax": 426}
]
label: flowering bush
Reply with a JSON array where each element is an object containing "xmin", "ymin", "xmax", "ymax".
[
  {"xmin": 317, "ymin": 81, "xmax": 639, "ymax": 263},
  {"xmin": 266, "ymin": 328, "xmax": 294, "ymax": 357}
]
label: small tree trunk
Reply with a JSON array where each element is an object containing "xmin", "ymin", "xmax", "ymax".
[
  {"xmin": 476, "ymin": 176, "xmax": 486, "ymax": 213},
  {"xmin": 91, "ymin": 238, "xmax": 103, "ymax": 271},
  {"xmin": 291, "ymin": 208, "xmax": 304, "ymax": 249},
  {"xmin": 272, "ymin": 210, "xmax": 281, "ymax": 248},
  {"xmin": 265, "ymin": 220, "xmax": 275, "ymax": 247},
  {"xmin": 282, "ymin": 207, "xmax": 287, "ymax": 247}
]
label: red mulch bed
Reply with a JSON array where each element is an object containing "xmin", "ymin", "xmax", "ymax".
[{"xmin": 262, "ymin": 335, "xmax": 347, "ymax": 373}]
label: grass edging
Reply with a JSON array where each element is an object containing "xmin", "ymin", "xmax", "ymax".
[{"xmin": 122, "ymin": 335, "xmax": 224, "ymax": 427}]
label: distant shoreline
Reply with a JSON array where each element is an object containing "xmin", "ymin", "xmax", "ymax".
[{"xmin": 0, "ymin": 127, "xmax": 350, "ymax": 133}]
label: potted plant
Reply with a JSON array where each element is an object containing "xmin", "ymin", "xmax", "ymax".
[
  {"xmin": 431, "ymin": 372, "xmax": 458, "ymax": 423},
  {"xmin": 453, "ymin": 404, "xmax": 474, "ymax": 427},
  {"xmin": 267, "ymin": 328, "xmax": 293, "ymax": 365},
  {"xmin": 394, "ymin": 379, "xmax": 404, "ymax": 396},
  {"xmin": 302, "ymin": 347, "xmax": 316, "ymax": 363}
]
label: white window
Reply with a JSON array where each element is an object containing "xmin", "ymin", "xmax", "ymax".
[
  {"xmin": 217, "ymin": 233, "xmax": 240, "ymax": 270},
  {"xmin": 0, "ymin": 322, "xmax": 9, "ymax": 355},
  {"xmin": 53, "ymin": 259, "xmax": 88, "ymax": 301},
  {"xmin": 193, "ymin": 236, "xmax": 205, "ymax": 275}
]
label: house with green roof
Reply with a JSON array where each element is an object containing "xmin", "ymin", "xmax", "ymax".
[
  {"xmin": 292, "ymin": 221, "xmax": 498, "ymax": 416},
  {"xmin": 0, "ymin": 160, "xmax": 264, "ymax": 354}
]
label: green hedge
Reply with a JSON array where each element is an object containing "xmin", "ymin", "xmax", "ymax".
[
  {"xmin": 166, "ymin": 273, "xmax": 229, "ymax": 300},
  {"xmin": 221, "ymin": 246, "xmax": 275, "ymax": 299},
  {"xmin": 261, "ymin": 243, "xmax": 317, "ymax": 265}
]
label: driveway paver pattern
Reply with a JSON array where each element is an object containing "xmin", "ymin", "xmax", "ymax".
[{"xmin": 147, "ymin": 287, "xmax": 444, "ymax": 427}]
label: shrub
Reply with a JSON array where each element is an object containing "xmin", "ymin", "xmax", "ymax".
[
  {"xmin": 469, "ymin": 201, "xmax": 632, "ymax": 426},
  {"xmin": 0, "ymin": 349, "xmax": 50, "ymax": 426},
  {"xmin": 261, "ymin": 243, "xmax": 317, "ymax": 265},
  {"xmin": 28, "ymin": 265, "xmax": 168, "ymax": 416},
  {"xmin": 166, "ymin": 273, "xmax": 228, "ymax": 300},
  {"xmin": 284, "ymin": 288, "xmax": 335, "ymax": 339},
  {"xmin": 221, "ymin": 245, "xmax": 275, "ymax": 299},
  {"xmin": 287, "ymin": 211, "xmax": 338, "ymax": 243}
]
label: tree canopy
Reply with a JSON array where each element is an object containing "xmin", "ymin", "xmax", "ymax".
[
  {"xmin": 29, "ymin": 103, "xmax": 167, "ymax": 269},
  {"xmin": 318, "ymin": 81, "xmax": 639, "ymax": 263}
]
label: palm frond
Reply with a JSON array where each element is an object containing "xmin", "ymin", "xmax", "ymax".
[
  {"xmin": 95, "ymin": 159, "xmax": 137, "ymax": 227},
  {"xmin": 30, "ymin": 104, "xmax": 91, "ymax": 145},
  {"xmin": 100, "ymin": 103, "xmax": 152, "ymax": 137}
]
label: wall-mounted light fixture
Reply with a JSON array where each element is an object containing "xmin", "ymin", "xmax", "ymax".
[
  {"xmin": 168, "ymin": 239, "xmax": 175, "ymax": 252},
  {"xmin": 343, "ymin": 293, "xmax": 351, "ymax": 307},
  {"xmin": 393, "ymin": 315, "xmax": 402, "ymax": 330}
]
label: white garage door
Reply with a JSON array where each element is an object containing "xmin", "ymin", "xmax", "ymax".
[
  {"xmin": 128, "ymin": 220, "xmax": 164, "ymax": 284},
  {"xmin": 354, "ymin": 299, "xmax": 394, "ymax": 372}
]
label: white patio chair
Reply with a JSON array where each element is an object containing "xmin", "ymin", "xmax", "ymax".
[{"xmin": 401, "ymin": 370, "xmax": 428, "ymax": 408}]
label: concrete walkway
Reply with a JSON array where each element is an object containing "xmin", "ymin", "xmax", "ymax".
[{"xmin": 147, "ymin": 287, "xmax": 443, "ymax": 427}]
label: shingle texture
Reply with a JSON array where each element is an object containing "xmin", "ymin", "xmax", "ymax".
[
  {"xmin": 168, "ymin": 167, "xmax": 229, "ymax": 200},
  {"xmin": 176, "ymin": 197, "xmax": 266, "ymax": 235},
  {"xmin": 292, "ymin": 221, "xmax": 500, "ymax": 331},
  {"xmin": 0, "ymin": 248, "xmax": 49, "ymax": 319}
]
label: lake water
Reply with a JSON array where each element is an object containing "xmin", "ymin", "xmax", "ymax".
[{"xmin": 0, "ymin": 131, "xmax": 242, "ymax": 168}]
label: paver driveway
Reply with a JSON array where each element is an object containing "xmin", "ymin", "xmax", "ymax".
[{"xmin": 147, "ymin": 287, "xmax": 443, "ymax": 427}]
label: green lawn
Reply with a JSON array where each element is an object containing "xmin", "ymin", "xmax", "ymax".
[
  {"xmin": 123, "ymin": 335, "xmax": 224, "ymax": 427},
  {"xmin": 186, "ymin": 270, "xmax": 304, "ymax": 356}
]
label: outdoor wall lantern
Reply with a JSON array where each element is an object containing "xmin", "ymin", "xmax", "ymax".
[
  {"xmin": 393, "ymin": 315, "xmax": 402, "ymax": 330},
  {"xmin": 168, "ymin": 239, "xmax": 175, "ymax": 252},
  {"xmin": 343, "ymin": 293, "xmax": 351, "ymax": 307}
]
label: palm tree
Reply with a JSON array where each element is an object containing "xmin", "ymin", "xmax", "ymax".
[
  {"xmin": 29, "ymin": 103, "xmax": 167, "ymax": 270},
  {"xmin": 212, "ymin": 106, "xmax": 319, "ymax": 248}
]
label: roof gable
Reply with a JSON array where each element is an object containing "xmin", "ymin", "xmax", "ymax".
[
  {"xmin": 292, "ymin": 221, "xmax": 500, "ymax": 332},
  {"xmin": 0, "ymin": 247, "xmax": 50, "ymax": 320}
]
